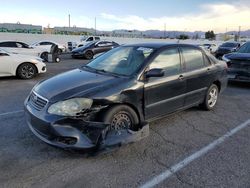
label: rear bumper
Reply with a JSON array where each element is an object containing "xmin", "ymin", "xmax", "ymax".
[{"xmin": 228, "ymin": 68, "xmax": 250, "ymax": 83}]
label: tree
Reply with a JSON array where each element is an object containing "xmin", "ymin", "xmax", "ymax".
[
  {"xmin": 205, "ymin": 30, "xmax": 215, "ymax": 40},
  {"xmin": 177, "ymin": 34, "xmax": 189, "ymax": 40}
]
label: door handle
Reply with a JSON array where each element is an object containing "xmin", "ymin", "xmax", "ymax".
[{"xmin": 207, "ymin": 68, "xmax": 211, "ymax": 73}]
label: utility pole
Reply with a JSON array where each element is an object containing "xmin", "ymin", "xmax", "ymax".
[
  {"xmin": 238, "ymin": 26, "xmax": 241, "ymax": 41},
  {"xmin": 164, "ymin": 23, "xmax": 166, "ymax": 38},
  {"xmin": 69, "ymin": 14, "xmax": 71, "ymax": 28},
  {"xmin": 95, "ymin": 17, "xmax": 97, "ymax": 35}
]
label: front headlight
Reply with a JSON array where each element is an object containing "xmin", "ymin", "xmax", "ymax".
[
  {"xmin": 48, "ymin": 98, "xmax": 93, "ymax": 116},
  {"xmin": 222, "ymin": 55, "xmax": 230, "ymax": 62}
]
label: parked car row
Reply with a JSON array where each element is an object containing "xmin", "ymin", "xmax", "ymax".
[{"xmin": 1, "ymin": 38, "xmax": 248, "ymax": 83}]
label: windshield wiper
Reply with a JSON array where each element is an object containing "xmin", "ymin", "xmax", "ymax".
[{"xmin": 82, "ymin": 66, "xmax": 121, "ymax": 77}]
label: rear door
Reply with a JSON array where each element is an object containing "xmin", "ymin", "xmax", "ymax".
[
  {"xmin": 144, "ymin": 47, "xmax": 186, "ymax": 120},
  {"xmin": 180, "ymin": 46, "xmax": 216, "ymax": 107}
]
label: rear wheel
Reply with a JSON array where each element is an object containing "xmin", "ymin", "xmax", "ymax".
[
  {"xmin": 40, "ymin": 52, "xmax": 48, "ymax": 62},
  {"xmin": 101, "ymin": 105, "xmax": 139, "ymax": 131},
  {"xmin": 17, "ymin": 63, "xmax": 37, "ymax": 79},
  {"xmin": 201, "ymin": 84, "xmax": 219, "ymax": 110},
  {"xmin": 84, "ymin": 51, "xmax": 94, "ymax": 60}
]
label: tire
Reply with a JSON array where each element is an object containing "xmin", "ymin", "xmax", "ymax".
[
  {"xmin": 201, "ymin": 84, "xmax": 219, "ymax": 110},
  {"xmin": 84, "ymin": 51, "xmax": 94, "ymax": 60},
  {"xmin": 17, "ymin": 63, "xmax": 37, "ymax": 79},
  {"xmin": 40, "ymin": 52, "xmax": 48, "ymax": 62},
  {"xmin": 101, "ymin": 105, "xmax": 139, "ymax": 131}
]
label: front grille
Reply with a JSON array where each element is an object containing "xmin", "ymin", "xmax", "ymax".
[{"xmin": 29, "ymin": 91, "xmax": 48, "ymax": 111}]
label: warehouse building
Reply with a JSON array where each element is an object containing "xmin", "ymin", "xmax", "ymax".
[
  {"xmin": 53, "ymin": 26, "xmax": 95, "ymax": 35},
  {"xmin": 0, "ymin": 23, "xmax": 42, "ymax": 34}
]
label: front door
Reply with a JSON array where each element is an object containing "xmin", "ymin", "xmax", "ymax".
[{"xmin": 144, "ymin": 47, "xmax": 186, "ymax": 120}]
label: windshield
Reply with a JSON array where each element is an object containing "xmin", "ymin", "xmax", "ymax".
[
  {"xmin": 83, "ymin": 41, "xmax": 96, "ymax": 47},
  {"xmin": 85, "ymin": 46, "xmax": 154, "ymax": 76},
  {"xmin": 80, "ymin": 36, "xmax": 88, "ymax": 41},
  {"xmin": 221, "ymin": 42, "xmax": 238, "ymax": 48},
  {"xmin": 237, "ymin": 42, "xmax": 250, "ymax": 53}
]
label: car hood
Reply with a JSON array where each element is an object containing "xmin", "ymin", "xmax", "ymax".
[
  {"xmin": 34, "ymin": 68, "xmax": 126, "ymax": 102},
  {"xmin": 224, "ymin": 53, "xmax": 250, "ymax": 60}
]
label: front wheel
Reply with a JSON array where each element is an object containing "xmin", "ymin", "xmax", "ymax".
[
  {"xmin": 84, "ymin": 51, "xmax": 94, "ymax": 60},
  {"xmin": 40, "ymin": 52, "xmax": 48, "ymax": 62},
  {"xmin": 201, "ymin": 84, "xmax": 219, "ymax": 110},
  {"xmin": 101, "ymin": 105, "xmax": 139, "ymax": 131},
  {"xmin": 17, "ymin": 63, "xmax": 37, "ymax": 79}
]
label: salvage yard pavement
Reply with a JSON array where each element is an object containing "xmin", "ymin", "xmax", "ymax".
[{"xmin": 0, "ymin": 58, "xmax": 250, "ymax": 188}]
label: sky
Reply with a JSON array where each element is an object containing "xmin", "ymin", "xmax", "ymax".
[{"xmin": 1, "ymin": 0, "xmax": 250, "ymax": 32}]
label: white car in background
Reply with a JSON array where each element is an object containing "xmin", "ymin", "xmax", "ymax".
[
  {"xmin": 0, "ymin": 41, "xmax": 49, "ymax": 61},
  {"xmin": 78, "ymin": 36, "xmax": 101, "ymax": 47},
  {"xmin": 30, "ymin": 41, "xmax": 66, "ymax": 54},
  {"xmin": 0, "ymin": 48, "xmax": 46, "ymax": 79}
]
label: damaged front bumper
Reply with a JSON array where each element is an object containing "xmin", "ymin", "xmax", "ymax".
[{"xmin": 25, "ymin": 103, "xmax": 149, "ymax": 151}]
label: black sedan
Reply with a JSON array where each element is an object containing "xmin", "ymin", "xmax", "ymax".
[
  {"xmin": 223, "ymin": 42, "xmax": 250, "ymax": 82},
  {"xmin": 215, "ymin": 42, "xmax": 241, "ymax": 59},
  {"xmin": 24, "ymin": 43, "xmax": 227, "ymax": 151},
  {"xmin": 71, "ymin": 40, "xmax": 119, "ymax": 59}
]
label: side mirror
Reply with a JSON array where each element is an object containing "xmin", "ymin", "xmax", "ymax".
[{"xmin": 145, "ymin": 68, "xmax": 164, "ymax": 78}]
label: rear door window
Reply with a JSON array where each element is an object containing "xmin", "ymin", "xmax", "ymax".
[
  {"xmin": 149, "ymin": 47, "xmax": 181, "ymax": 77},
  {"xmin": 181, "ymin": 47, "xmax": 205, "ymax": 71},
  {"xmin": 86, "ymin": 37, "xmax": 94, "ymax": 41}
]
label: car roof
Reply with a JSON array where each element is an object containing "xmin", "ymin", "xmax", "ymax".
[
  {"xmin": 0, "ymin": 40, "xmax": 27, "ymax": 44},
  {"xmin": 123, "ymin": 43, "xmax": 200, "ymax": 49},
  {"xmin": 223, "ymin": 41, "xmax": 240, "ymax": 44}
]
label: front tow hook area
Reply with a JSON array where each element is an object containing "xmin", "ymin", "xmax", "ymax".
[
  {"xmin": 54, "ymin": 118, "xmax": 149, "ymax": 153},
  {"xmin": 100, "ymin": 123, "xmax": 149, "ymax": 149}
]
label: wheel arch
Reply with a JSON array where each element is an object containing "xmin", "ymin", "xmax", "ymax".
[
  {"xmin": 98, "ymin": 102, "xmax": 142, "ymax": 124},
  {"xmin": 213, "ymin": 80, "xmax": 221, "ymax": 92},
  {"xmin": 16, "ymin": 62, "xmax": 38, "ymax": 76}
]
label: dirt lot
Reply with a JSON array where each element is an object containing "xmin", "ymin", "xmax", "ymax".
[{"xmin": 0, "ymin": 55, "xmax": 249, "ymax": 188}]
